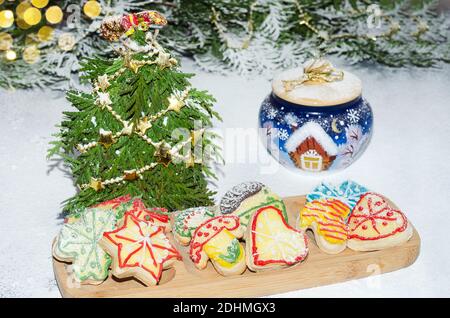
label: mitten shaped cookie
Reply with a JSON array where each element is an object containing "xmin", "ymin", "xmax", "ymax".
[{"xmin": 299, "ymin": 198, "xmax": 351, "ymax": 254}]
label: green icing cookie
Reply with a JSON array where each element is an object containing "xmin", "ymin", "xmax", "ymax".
[
  {"xmin": 236, "ymin": 198, "xmax": 288, "ymax": 227},
  {"xmin": 174, "ymin": 206, "xmax": 216, "ymax": 239},
  {"xmin": 219, "ymin": 238, "xmax": 241, "ymax": 264},
  {"xmin": 54, "ymin": 208, "xmax": 116, "ymax": 284},
  {"xmin": 220, "ymin": 183, "xmax": 288, "ymax": 227}
]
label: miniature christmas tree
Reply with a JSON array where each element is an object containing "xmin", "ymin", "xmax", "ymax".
[{"xmin": 49, "ymin": 11, "xmax": 221, "ymax": 213}]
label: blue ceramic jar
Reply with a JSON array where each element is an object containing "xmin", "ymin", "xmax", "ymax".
[{"xmin": 259, "ymin": 62, "xmax": 373, "ymax": 174}]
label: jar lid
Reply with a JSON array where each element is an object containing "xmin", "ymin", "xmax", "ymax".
[{"xmin": 272, "ymin": 60, "xmax": 362, "ymax": 107}]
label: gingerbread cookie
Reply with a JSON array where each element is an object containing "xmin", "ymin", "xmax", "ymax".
[
  {"xmin": 347, "ymin": 192, "xmax": 413, "ymax": 251},
  {"xmin": 220, "ymin": 181, "xmax": 288, "ymax": 229},
  {"xmin": 173, "ymin": 206, "xmax": 216, "ymax": 245},
  {"xmin": 189, "ymin": 215, "xmax": 246, "ymax": 276},
  {"xmin": 53, "ymin": 208, "xmax": 116, "ymax": 285},
  {"xmin": 299, "ymin": 199, "xmax": 351, "ymax": 254},
  {"xmin": 246, "ymin": 206, "xmax": 308, "ymax": 271},
  {"xmin": 100, "ymin": 214, "xmax": 181, "ymax": 286}
]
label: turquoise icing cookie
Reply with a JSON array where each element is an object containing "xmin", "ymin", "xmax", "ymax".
[{"xmin": 306, "ymin": 180, "xmax": 368, "ymax": 210}]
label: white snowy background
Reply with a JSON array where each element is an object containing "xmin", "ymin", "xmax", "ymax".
[{"xmin": 0, "ymin": 58, "xmax": 449, "ymax": 297}]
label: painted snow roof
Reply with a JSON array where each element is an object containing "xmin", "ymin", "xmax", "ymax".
[{"xmin": 285, "ymin": 121, "xmax": 338, "ymax": 155}]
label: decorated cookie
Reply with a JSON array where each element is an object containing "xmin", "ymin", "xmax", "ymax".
[
  {"xmin": 92, "ymin": 194, "xmax": 133, "ymax": 211},
  {"xmin": 100, "ymin": 214, "xmax": 181, "ymax": 286},
  {"xmin": 347, "ymin": 193, "xmax": 413, "ymax": 251},
  {"xmin": 189, "ymin": 215, "xmax": 246, "ymax": 276},
  {"xmin": 306, "ymin": 181, "xmax": 368, "ymax": 210},
  {"xmin": 173, "ymin": 206, "xmax": 216, "ymax": 245},
  {"xmin": 64, "ymin": 195, "xmax": 134, "ymax": 224},
  {"xmin": 299, "ymin": 199, "xmax": 351, "ymax": 254},
  {"xmin": 220, "ymin": 181, "xmax": 288, "ymax": 229},
  {"xmin": 246, "ymin": 206, "xmax": 308, "ymax": 271},
  {"xmin": 122, "ymin": 198, "xmax": 170, "ymax": 232},
  {"xmin": 53, "ymin": 208, "xmax": 116, "ymax": 285}
]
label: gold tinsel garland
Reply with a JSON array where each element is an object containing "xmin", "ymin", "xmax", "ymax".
[{"xmin": 77, "ymin": 25, "xmax": 198, "ymax": 192}]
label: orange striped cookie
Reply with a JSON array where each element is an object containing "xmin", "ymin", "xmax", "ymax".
[{"xmin": 299, "ymin": 199, "xmax": 351, "ymax": 254}]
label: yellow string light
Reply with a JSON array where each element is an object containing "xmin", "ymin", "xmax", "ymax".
[
  {"xmin": 37, "ymin": 25, "xmax": 53, "ymax": 41},
  {"xmin": 16, "ymin": 18, "xmax": 31, "ymax": 30},
  {"xmin": 16, "ymin": 2, "xmax": 32, "ymax": 19},
  {"xmin": 31, "ymin": 0, "xmax": 49, "ymax": 9},
  {"xmin": 5, "ymin": 49, "xmax": 17, "ymax": 61},
  {"xmin": 83, "ymin": 1, "xmax": 102, "ymax": 19},
  {"xmin": 23, "ymin": 45, "xmax": 40, "ymax": 64},
  {"xmin": 45, "ymin": 6, "xmax": 63, "ymax": 24},
  {"xmin": 0, "ymin": 10, "xmax": 15, "ymax": 28},
  {"xmin": 0, "ymin": 32, "xmax": 13, "ymax": 51},
  {"xmin": 58, "ymin": 33, "xmax": 76, "ymax": 51},
  {"xmin": 23, "ymin": 7, "xmax": 42, "ymax": 26}
]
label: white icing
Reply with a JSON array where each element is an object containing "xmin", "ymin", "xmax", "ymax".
[
  {"xmin": 285, "ymin": 121, "xmax": 338, "ymax": 155},
  {"xmin": 252, "ymin": 211, "xmax": 306, "ymax": 263},
  {"xmin": 220, "ymin": 181, "xmax": 264, "ymax": 214}
]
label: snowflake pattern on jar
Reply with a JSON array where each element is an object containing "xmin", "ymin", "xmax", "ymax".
[{"xmin": 259, "ymin": 94, "xmax": 373, "ymax": 173}]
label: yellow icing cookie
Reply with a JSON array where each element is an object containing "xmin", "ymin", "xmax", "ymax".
[{"xmin": 246, "ymin": 206, "xmax": 308, "ymax": 271}]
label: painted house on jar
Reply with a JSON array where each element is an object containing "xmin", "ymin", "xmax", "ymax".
[{"xmin": 285, "ymin": 122, "xmax": 338, "ymax": 172}]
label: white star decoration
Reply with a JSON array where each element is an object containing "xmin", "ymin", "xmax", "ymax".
[
  {"xmin": 96, "ymin": 75, "xmax": 111, "ymax": 91},
  {"xmin": 97, "ymin": 92, "xmax": 112, "ymax": 107}
]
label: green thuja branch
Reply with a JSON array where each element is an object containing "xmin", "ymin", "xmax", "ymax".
[{"xmin": 50, "ymin": 29, "xmax": 221, "ymax": 214}]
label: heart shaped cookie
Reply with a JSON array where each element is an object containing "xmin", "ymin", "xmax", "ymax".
[
  {"xmin": 246, "ymin": 206, "xmax": 308, "ymax": 271},
  {"xmin": 347, "ymin": 192, "xmax": 413, "ymax": 251}
]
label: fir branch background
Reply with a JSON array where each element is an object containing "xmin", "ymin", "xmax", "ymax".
[{"xmin": 0, "ymin": 0, "xmax": 449, "ymax": 90}]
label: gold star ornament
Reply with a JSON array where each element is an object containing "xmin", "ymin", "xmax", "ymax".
[
  {"xmin": 123, "ymin": 53, "xmax": 142, "ymax": 73},
  {"xmin": 123, "ymin": 169, "xmax": 138, "ymax": 181},
  {"xmin": 98, "ymin": 129, "xmax": 115, "ymax": 148},
  {"xmin": 136, "ymin": 117, "xmax": 152, "ymax": 134},
  {"xmin": 89, "ymin": 178, "xmax": 104, "ymax": 192},
  {"xmin": 96, "ymin": 74, "xmax": 110, "ymax": 91},
  {"xmin": 167, "ymin": 95, "xmax": 184, "ymax": 113},
  {"xmin": 154, "ymin": 143, "xmax": 172, "ymax": 167}
]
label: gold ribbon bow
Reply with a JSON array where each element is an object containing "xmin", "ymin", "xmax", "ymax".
[{"xmin": 282, "ymin": 59, "xmax": 344, "ymax": 92}]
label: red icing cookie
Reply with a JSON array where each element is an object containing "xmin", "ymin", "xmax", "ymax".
[
  {"xmin": 347, "ymin": 192, "xmax": 413, "ymax": 251},
  {"xmin": 189, "ymin": 215, "xmax": 243, "ymax": 270},
  {"xmin": 123, "ymin": 198, "xmax": 170, "ymax": 232},
  {"xmin": 100, "ymin": 214, "xmax": 181, "ymax": 286},
  {"xmin": 92, "ymin": 195, "xmax": 133, "ymax": 210},
  {"xmin": 247, "ymin": 206, "xmax": 308, "ymax": 271}
]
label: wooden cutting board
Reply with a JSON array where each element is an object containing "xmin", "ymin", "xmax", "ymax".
[{"xmin": 53, "ymin": 195, "xmax": 420, "ymax": 298}]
